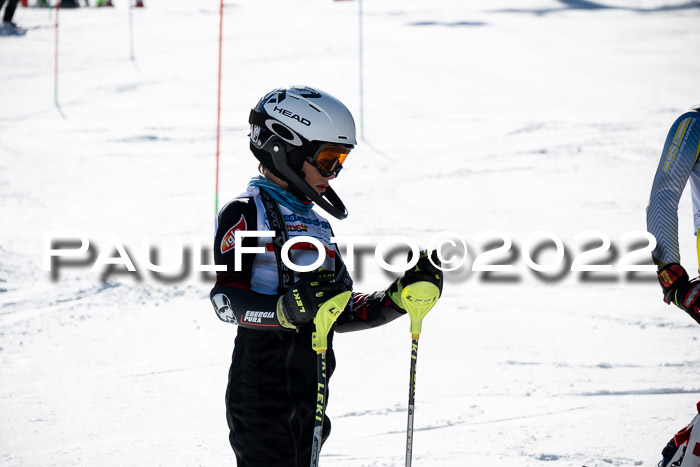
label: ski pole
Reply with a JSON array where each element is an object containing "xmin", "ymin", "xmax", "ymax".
[
  {"xmin": 402, "ymin": 281, "xmax": 440, "ymax": 467},
  {"xmin": 310, "ymin": 289, "xmax": 352, "ymax": 467}
]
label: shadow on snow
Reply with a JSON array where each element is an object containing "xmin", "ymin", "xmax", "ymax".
[
  {"xmin": 492, "ymin": 0, "xmax": 700, "ymax": 16},
  {"xmin": 407, "ymin": 20, "xmax": 486, "ymax": 27}
]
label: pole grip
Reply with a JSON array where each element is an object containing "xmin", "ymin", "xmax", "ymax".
[
  {"xmin": 312, "ymin": 291, "xmax": 352, "ymax": 352},
  {"xmin": 401, "ymin": 282, "xmax": 439, "ymax": 336}
]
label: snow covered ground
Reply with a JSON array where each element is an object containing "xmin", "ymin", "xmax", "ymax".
[{"xmin": 1, "ymin": 0, "xmax": 700, "ymax": 465}]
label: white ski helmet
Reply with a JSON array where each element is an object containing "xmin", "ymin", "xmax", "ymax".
[{"xmin": 249, "ymin": 85, "xmax": 357, "ymax": 219}]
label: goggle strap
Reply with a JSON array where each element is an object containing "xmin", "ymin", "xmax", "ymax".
[{"xmin": 249, "ymin": 108, "xmax": 267, "ymax": 126}]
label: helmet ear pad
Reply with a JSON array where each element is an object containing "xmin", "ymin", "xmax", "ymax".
[
  {"xmin": 249, "ymin": 140, "xmax": 287, "ymax": 181},
  {"xmin": 250, "ymin": 109, "xmax": 314, "ymax": 174},
  {"xmin": 249, "ymin": 138, "xmax": 308, "ymax": 200},
  {"xmin": 286, "ymin": 146, "xmax": 308, "ymax": 172}
]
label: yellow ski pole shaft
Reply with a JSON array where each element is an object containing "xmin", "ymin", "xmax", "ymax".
[
  {"xmin": 310, "ymin": 290, "xmax": 352, "ymax": 467},
  {"xmin": 401, "ymin": 282, "xmax": 440, "ymax": 467}
]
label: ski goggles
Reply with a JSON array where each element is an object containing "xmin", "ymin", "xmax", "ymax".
[{"xmin": 308, "ymin": 145, "xmax": 351, "ymax": 177}]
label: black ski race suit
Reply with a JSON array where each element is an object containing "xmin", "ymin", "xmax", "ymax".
[{"xmin": 210, "ymin": 186, "xmax": 406, "ymax": 467}]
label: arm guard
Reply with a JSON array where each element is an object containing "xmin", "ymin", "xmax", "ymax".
[
  {"xmin": 646, "ymin": 110, "xmax": 700, "ymax": 266},
  {"xmin": 211, "ymin": 286, "xmax": 282, "ymax": 329},
  {"xmin": 210, "ymin": 197, "xmax": 286, "ymax": 330}
]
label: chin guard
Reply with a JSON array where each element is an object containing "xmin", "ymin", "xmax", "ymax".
[{"xmin": 261, "ymin": 137, "xmax": 349, "ymax": 220}]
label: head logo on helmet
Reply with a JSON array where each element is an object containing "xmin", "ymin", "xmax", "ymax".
[
  {"xmin": 248, "ymin": 85, "xmax": 357, "ymax": 220},
  {"xmin": 272, "ymin": 106, "xmax": 312, "ymax": 126}
]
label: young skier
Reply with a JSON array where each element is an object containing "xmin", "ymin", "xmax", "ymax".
[
  {"xmin": 210, "ymin": 85, "xmax": 443, "ymax": 466},
  {"xmin": 647, "ymin": 104, "xmax": 700, "ymax": 326}
]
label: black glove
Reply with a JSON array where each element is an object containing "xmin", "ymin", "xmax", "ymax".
[
  {"xmin": 657, "ymin": 263, "xmax": 690, "ymax": 304},
  {"xmin": 660, "ymin": 437, "xmax": 680, "ymax": 467},
  {"xmin": 388, "ymin": 250, "xmax": 443, "ymax": 310},
  {"xmin": 658, "ymin": 263, "xmax": 700, "ymax": 325},
  {"xmin": 672, "ymin": 279, "xmax": 700, "ymax": 325},
  {"xmin": 277, "ymin": 267, "xmax": 353, "ymax": 329}
]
